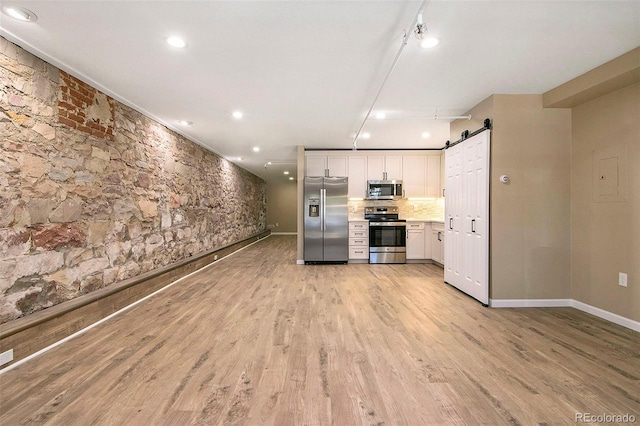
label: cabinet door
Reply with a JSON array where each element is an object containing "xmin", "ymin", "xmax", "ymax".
[
  {"xmin": 423, "ymin": 223, "xmax": 432, "ymax": 259},
  {"xmin": 348, "ymin": 156, "xmax": 367, "ymax": 198},
  {"xmin": 431, "ymin": 230, "xmax": 443, "ymax": 264},
  {"xmin": 406, "ymin": 229, "xmax": 425, "ymax": 259},
  {"xmin": 385, "ymin": 156, "xmax": 403, "ymax": 180},
  {"xmin": 367, "ymin": 156, "xmax": 384, "ymax": 180},
  {"xmin": 327, "ymin": 156, "xmax": 347, "ymax": 177},
  {"xmin": 402, "ymin": 156, "xmax": 426, "ymax": 198},
  {"xmin": 427, "ymin": 155, "xmax": 441, "ymax": 198},
  {"xmin": 306, "ymin": 156, "xmax": 326, "ymax": 177}
]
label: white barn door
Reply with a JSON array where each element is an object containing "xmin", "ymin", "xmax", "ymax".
[{"xmin": 445, "ymin": 130, "xmax": 490, "ymax": 305}]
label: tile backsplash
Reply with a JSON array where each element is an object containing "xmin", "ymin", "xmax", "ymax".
[{"xmin": 348, "ymin": 198, "xmax": 445, "ymax": 221}]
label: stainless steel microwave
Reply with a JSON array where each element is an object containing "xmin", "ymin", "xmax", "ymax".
[{"xmin": 366, "ymin": 180, "xmax": 403, "ymax": 200}]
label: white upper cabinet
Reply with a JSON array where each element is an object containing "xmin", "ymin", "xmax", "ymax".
[
  {"xmin": 427, "ymin": 155, "xmax": 441, "ymax": 198},
  {"xmin": 306, "ymin": 156, "xmax": 326, "ymax": 176},
  {"xmin": 348, "ymin": 156, "xmax": 367, "ymax": 198},
  {"xmin": 367, "ymin": 155, "xmax": 402, "ymax": 181},
  {"xmin": 305, "ymin": 152, "xmax": 440, "ymax": 198},
  {"xmin": 305, "ymin": 154, "xmax": 347, "ymax": 177},
  {"xmin": 402, "ymin": 156, "xmax": 427, "ymax": 198},
  {"xmin": 402, "ymin": 154, "xmax": 442, "ymax": 198},
  {"xmin": 327, "ymin": 156, "xmax": 348, "ymax": 177}
]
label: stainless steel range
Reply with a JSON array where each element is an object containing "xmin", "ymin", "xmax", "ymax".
[{"xmin": 365, "ymin": 206, "xmax": 406, "ymax": 264}]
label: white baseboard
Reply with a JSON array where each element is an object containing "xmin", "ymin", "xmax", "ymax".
[
  {"xmin": 296, "ymin": 260, "xmax": 305, "ymax": 265},
  {"xmin": 490, "ymin": 299, "xmax": 571, "ymax": 308},
  {"xmin": 271, "ymin": 232, "xmax": 297, "ymax": 235},
  {"xmin": 570, "ymin": 300, "xmax": 640, "ymax": 333},
  {"xmin": 490, "ymin": 298, "xmax": 640, "ymax": 333}
]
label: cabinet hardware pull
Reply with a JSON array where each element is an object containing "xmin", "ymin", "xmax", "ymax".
[
  {"xmin": 437, "ymin": 232, "xmax": 441, "ymax": 241},
  {"xmin": 449, "ymin": 218, "xmax": 453, "ymax": 230},
  {"xmin": 471, "ymin": 219, "xmax": 476, "ymax": 233}
]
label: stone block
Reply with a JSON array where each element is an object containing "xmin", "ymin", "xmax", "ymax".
[
  {"xmin": 48, "ymin": 167, "xmax": 73, "ymax": 182},
  {"xmin": 0, "ymin": 197, "xmax": 17, "ymax": 227},
  {"xmin": 113, "ymin": 200, "xmax": 139, "ymax": 221},
  {"xmin": 12, "ymin": 251, "xmax": 64, "ymax": 280},
  {"xmin": 21, "ymin": 154, "xmax": 50, "ymax": 178},
  {"xmin": 138, "ymin": 199, "xmax": 157, "ymax": 219},
  {"xmin": 32, "ymin": 122, "xmax": 56, "ymax": 140},
  {"xmin": 145, "ymin": 233, "xmax": 164, "ymax": 255},
  {"xmin": 91, "ymin": 146, "xmax": 110, "ymax": 161},
  {"xmin": 87, "ymin": 221, "xmax": 110, "ymax": 245},
  {"xmin": 27, "ymin": 197, "xmax": 56, "ymax": 224},
  {"xmin": 0, "ymin": 228, "xmax": 31, "ymax": 258},
  {"xmin": 32, "ymin": 223, "xmax": 86, "ymax": 250},
  {"xmin": 49, "ymin": 198, "xmax": 82, "ymax": 223}
]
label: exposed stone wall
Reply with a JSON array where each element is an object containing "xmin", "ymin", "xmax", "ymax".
[{"xmin": 0, "ymin": 38, "xmax": 266, "ymax": 323}]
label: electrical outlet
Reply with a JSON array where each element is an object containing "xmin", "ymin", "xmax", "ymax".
[
  {"xmin": 413, "ymin": 204, "xmax": 419, "ymax": 211},
  {"xmin": 214, "ymin": 255, "xmax": 218, "ymax": 261},
  {"xmin": 276, "ymin": 223, "xmax": 279, "ymax": 227},
  {"xmin": 619, "ymin": 272, "xmax": 628, "ymax": 287},
  {"xmin": 0, "ymin": 349, "xmax": 14, "ymax": 366}
]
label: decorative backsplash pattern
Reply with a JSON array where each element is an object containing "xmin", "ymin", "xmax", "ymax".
[{"xmin": 348, "ymin": 198, "xmax": 445, "ymax": 221}]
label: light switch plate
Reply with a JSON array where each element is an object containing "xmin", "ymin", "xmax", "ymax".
[{"xmin": 619, "ymin": 272, "xmax": 628, "ymax": 287}]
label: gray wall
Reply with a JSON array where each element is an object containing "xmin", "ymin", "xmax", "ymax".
[{"xmin": 571, "ymin": 82, "xmax": 640, "ymax": 322}]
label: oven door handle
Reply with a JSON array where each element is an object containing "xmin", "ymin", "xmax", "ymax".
[{"xmin": 369, "ymin": 222, "xmax": 406, "ymax": 227}]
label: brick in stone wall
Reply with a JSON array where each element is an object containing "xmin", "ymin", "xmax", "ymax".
[
  {"xmin": 58, "ymin": 71, "xmax": 115, "ymax": 141},
  {"xmin": 0, "ymin": 37, "xmax": 266, "ymax": 323}
]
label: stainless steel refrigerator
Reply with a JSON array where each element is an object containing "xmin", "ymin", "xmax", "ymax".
[{"xmin": 304, "ymin": 176, "xmax": 348, "ymax": 263}]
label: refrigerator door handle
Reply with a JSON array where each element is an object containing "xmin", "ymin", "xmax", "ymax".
[{"xmin": 321, "ymin": 188, "xmax": 326, "ymax": 231}]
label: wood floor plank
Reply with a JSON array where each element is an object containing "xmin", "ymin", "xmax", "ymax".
[{"xmin": 1, "ymin": 235, "xmax": 639, "ymax": 425}]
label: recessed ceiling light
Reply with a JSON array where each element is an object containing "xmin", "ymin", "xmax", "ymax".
[
  {"xmin": 375, "ymin": 112, "xmax": 386, "ymax": 119},
  {"xmin": 253, "ymin": 147, "xmax": 260, "ymax": 152},
  {"xmin": 178, "ymin": 120, "xmax": 192, "ymax": 126},
  {"xmin": 166, "ymin": 36, "xmax": 187, "ymax": 48},
  {"xmin": 361, "ymin": 132, "xmax": 371, "ymax": 139},
  {"xmin": 422, "ymin": 132, "xmax": 431, "ymax": 138},
  {"xmin": 284, "ymin": 171, "xmax": 290, "ymax": 175},
  {"xmin": 232, "ymin": 111, "xmax": 243, "ymax": 119},
  {"xmin": 420, "ymin": 37, "xmax": 441, "ymax": 48},
  {"xmin": 237, "ymin": 157, "xmax": 243, "ymax": 161},
  {"xmin": 267, "ymin": 161, "xmax": 272, "ymax": 165},
  {"xmin": 289, "ymin": 177, "xmax": 294, "ymax": 181},
  {"xmin": 2, "ymin": 6, "xmax": 37, "ymax": 22}
]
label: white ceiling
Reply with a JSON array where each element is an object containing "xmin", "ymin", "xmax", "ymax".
[{"xmin": 1, "ymin": 1, "xmax": 639, "ymax": 182}]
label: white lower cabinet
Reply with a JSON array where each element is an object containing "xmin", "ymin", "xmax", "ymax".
[
  {"xmin": 406, "ymin": 222, "xmax": 432, "ymax": 261},
  {"xmin": 431, "ymin": 223, "xmax": 444, "ymax": 266},
  {"xmin": 406, "ymin": 222, "xmax": 425, "ymax": 260},
  {"xmin": 348, "ymin": 221, "xmax": 369, "ymax": 261}
]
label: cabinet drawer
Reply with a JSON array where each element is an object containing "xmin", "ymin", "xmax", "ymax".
[
  {"xmin": 349, "ymin": 237, "xmax": 369, "ymax": 247},
  {"xmin": 406, "ymin": 222, "xmax": 425, "ymax": 230},
  {"xmin": 432, "ymin": 222, "xmax": 445, "ymax": 232},
  {"xmin": 349, "ymin": 247, "xmax": 369, "ymax": 259},
  {"xmin": 349, "ymin": 222, "xmax": 368, "ymax": 230},
  {"xmin": 349, "ymin": 229, "xmax": 368, "ymax": 238}
]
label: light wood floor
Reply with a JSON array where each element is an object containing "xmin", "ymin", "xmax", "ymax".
[{"xmin": 1, "ymin": 235, "xmax": 638, "ymax": 425}]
